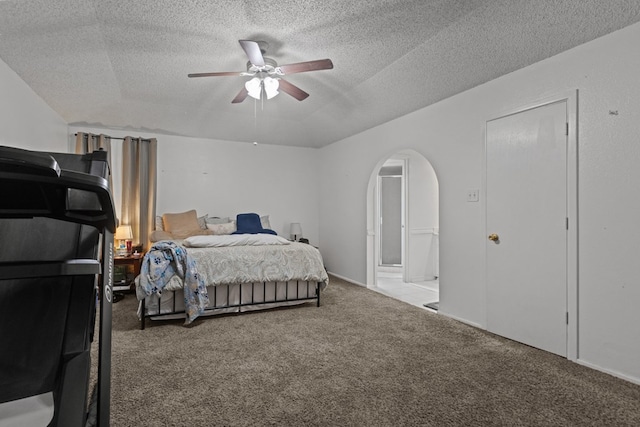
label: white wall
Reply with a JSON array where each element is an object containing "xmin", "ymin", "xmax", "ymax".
[
  {"xmin": 0, "ymin": 58, "xmax": 67, "ymax": 152},
  {"xmin": 68, "ymin": 126, "xmax": 322, "ymax": 245},
  {"xmin": 405, "ymin": 151, "xmax": 438, "ymax": 282},
  {"xmin": 320, "ymin": 23, "xmax": 640, "ymax": 383}
]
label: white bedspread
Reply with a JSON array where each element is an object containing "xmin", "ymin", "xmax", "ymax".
[{"xmin": 161, "ymin": 240, "xmax": 328, "ymax": 291}]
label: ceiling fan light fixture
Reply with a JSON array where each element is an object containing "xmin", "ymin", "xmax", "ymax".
[
  {"xmin": 245, "ymin": 76, "xmax": 279, "ymax": 100},
  {"xmin": 264, "ymin": 77, "xmax": 279, "ymax": 99}
]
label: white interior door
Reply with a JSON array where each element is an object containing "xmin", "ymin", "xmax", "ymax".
[{"xmin": 486, "ymin": 100, "xmax": 568, "ymax": 357}]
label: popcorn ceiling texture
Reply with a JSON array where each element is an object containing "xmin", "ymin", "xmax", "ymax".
[{"xmin": 0, "ymin": 0, "xmax": 639, "ymax": 148}]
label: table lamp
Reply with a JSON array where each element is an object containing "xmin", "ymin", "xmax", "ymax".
[
  {"xmin": 290, "ymin": 223, "xmax": 302, "ymax": 242},
  {"xmin": 115, "ymin": 224, "xmax": 133, "ymax": 256}
]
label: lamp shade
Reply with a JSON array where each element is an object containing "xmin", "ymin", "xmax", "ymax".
[
  {"xmin": 290, "ymin": 223, "xmax": 302, "ymax": 240},
  {"xmin": 115, "ymin": 224, "xmax": 133, "ymax": 241}
]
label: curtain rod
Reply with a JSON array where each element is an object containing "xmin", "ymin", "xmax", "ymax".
[{"xmin": 74, "ymin": 133, "xmax": 152, "ymax": 142}]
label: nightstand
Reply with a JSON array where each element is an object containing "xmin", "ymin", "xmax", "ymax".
[{"xmin": 113, "ymin": 253, "xmax": 144, "ymax": 294}]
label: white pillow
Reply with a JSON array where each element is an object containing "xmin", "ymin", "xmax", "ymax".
[
  {"xmin": 206, "ymin": 221, "xmax": 236, "ymax": 235},
  {"xmin": 206, "ymin": 216, "xmax": 231, "ymax": 225},
  {"xmin": 260, "ymin": 215, "xmax": 271, "ymax": 229}
]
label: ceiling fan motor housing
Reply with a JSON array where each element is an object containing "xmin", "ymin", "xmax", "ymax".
[{"xmin": 246, "ymin": 57, "xmax": 280, "ymax": 75}]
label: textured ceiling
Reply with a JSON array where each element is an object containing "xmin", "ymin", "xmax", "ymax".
[{"xmin": 1, "ymin": 0, "xmax": 639, "ymax": 148}]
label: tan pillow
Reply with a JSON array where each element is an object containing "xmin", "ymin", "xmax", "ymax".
[
  {"xmin": 156, "ymin": 213, "xmax": 206, "ymax": 231},
  {"xmin": 162, "ymin": 210, "xmax": 202, "ymax": 239},
  {"xmin": 150, "ymin": 230, "xmax": 174, "ymax": 242}
]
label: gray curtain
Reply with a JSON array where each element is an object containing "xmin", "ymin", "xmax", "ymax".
[
  {"xmin": 121, "ymin": 136, "xmax": 157, "ymax": 251},
  {"xmin": 75, "ymin": 132, "xmax": 114, "ymax": 194}
]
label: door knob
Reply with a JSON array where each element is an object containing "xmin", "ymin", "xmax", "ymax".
[{"xmin": 488, "ymin": 233, "xmax": 499, "ymax": 242}]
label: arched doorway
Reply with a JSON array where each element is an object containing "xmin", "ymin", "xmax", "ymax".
[{"xmin": 366, "ymin": 150, "xmax": 439, "ymax": 309}]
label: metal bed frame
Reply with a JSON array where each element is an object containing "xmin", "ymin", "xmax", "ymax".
[{"xmin": 140, "ymin": 279, "xmax": 322, "ymax": 329}]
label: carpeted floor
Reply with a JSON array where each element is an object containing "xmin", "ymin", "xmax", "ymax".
[{"xmin": 100, "ymin": 275, "xmax": 640, "ymax": 426}]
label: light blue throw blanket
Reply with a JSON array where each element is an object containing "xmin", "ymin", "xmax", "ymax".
[{"xmin": 137, "ymin": 241, "xmax": 209, "ymax": 324}]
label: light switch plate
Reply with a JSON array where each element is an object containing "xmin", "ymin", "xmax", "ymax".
[{"xmin": 467, "ymin": 189, "xmax": 479, "ymax": 202}]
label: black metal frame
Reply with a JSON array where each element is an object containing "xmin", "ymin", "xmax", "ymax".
[{"xmin": 140, "ymin": 280, "xmax": 322, "ymax": 329}]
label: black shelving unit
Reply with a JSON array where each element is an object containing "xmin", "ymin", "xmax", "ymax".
[{"xmin": 0, "ymin": 146, "xmax": 116, "ymax": 426}]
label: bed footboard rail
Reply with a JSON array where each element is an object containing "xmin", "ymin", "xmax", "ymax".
[{"xmin": 140, "ymin": 280, "xmax": 322, "ymax": 329}]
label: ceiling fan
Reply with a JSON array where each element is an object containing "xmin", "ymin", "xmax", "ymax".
[{"xmin": 188, "ymin": 40, "xmax": 333, "ymax": 103}]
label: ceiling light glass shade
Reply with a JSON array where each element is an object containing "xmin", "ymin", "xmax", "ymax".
[
  {"xmin": 263, "ymin": 77, "xmax": 279, "ymax": 99},
  {"xmin": 245, "ymin": 77, "xmax": 262, "ymax": 100},
  {"xmin": 245, "ymin": 76, "xmax": 280, "ymax": 100}
]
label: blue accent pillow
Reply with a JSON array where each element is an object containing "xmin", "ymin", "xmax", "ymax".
[{"xmin": 232, "ymin": 213, "xmax": 277, "ymax": 235}]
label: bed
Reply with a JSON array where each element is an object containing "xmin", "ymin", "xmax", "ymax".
[{"xmin": 135, "ymin": 212, "xmax": 329, "ymax": 329}]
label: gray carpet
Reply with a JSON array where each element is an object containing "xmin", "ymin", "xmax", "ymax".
[{"xmin": 101, "ymin": 276, "xmax": 640, "ymax": 426}]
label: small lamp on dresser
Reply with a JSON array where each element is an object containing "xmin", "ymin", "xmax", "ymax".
[
  {"xmin": 115, "ymin": 224, "xmax": 133, "ymax": 256},
  {"xmin": 290, "ymin": 223, "xmax": 302, "ymax": 242}
]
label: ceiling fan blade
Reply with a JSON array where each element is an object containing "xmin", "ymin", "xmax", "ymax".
[
  {"xmin": 278, "ymin": 79, "xmax": 309, "ymax": 101},
  {"xmin": 239, "ymin": 40, "xmax": 265, "ymax": 67},
  {"xmin": 188, "ymin": 71, "xmax": 242, "ymax": 78},
  {"xmin": 231, "ymin": 87, "xmax": 249, "ymax": 103},
  {"xmin": 278, "ymin": 59, "xmax": 333, "ymax": 75}
]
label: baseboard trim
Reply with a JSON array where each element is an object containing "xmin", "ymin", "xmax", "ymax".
[
  {"xmin": 438, "ymin": 310, "xmax": 484, "ymax": 329},
  {"xmin": 327, "ymin": 271, "xmax": 367, "ymax": 287},
  {"xmin": 576, "ymin": 359, "xmax": 640, "ymax": 386},
  {"xmin": 408, "ymin": 276, "xmax": 437, "ymax": 283}
]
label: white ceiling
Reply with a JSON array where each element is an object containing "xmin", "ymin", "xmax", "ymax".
[{"xmin": 1, "ymin": 0, "xmax": 639, "ymax": 148}]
